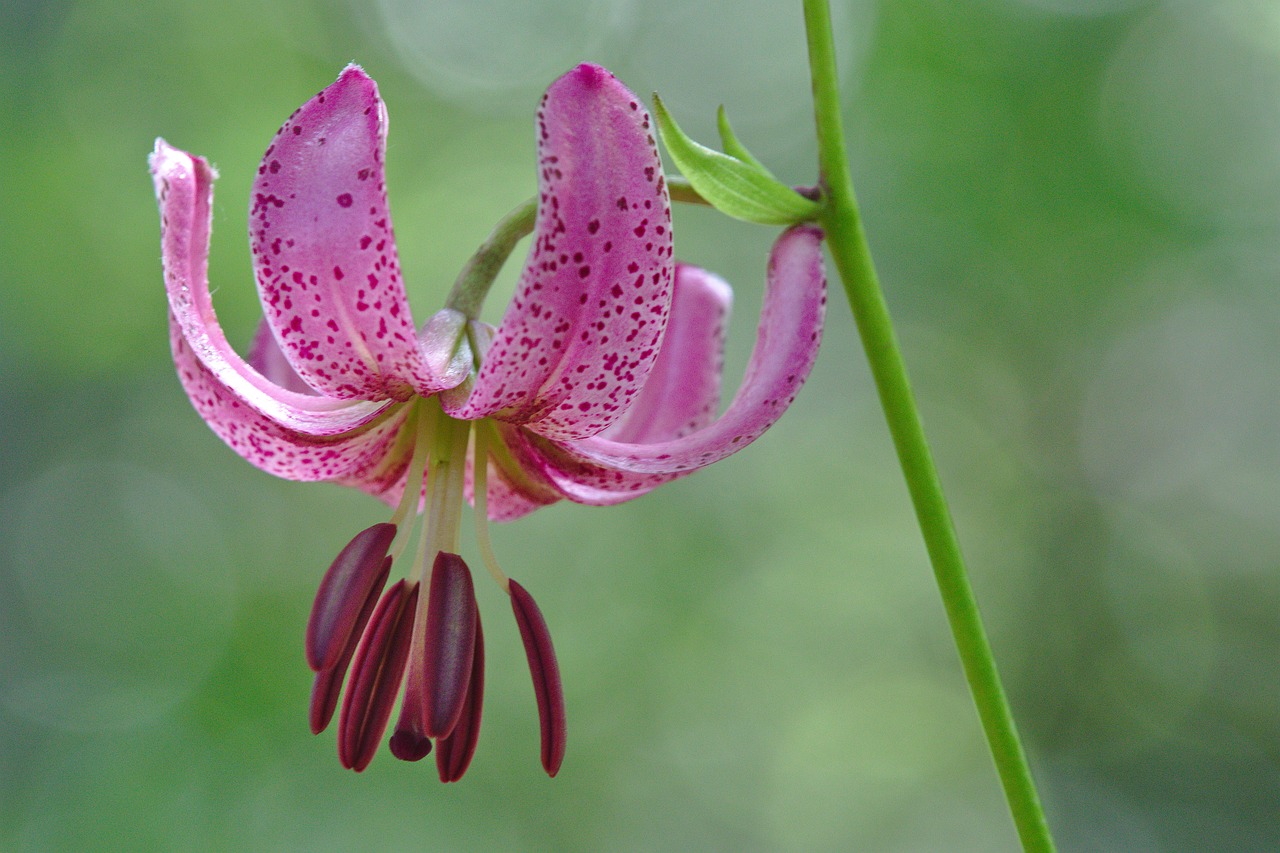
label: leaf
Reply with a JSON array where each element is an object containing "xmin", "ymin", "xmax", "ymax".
[
  {"xmin": 716, "ymin": 105, "xmax": 769, "ymax": 174},
  {"xmin": 652, "ymin": 94, "xmax": 819, "ymax": 226}
]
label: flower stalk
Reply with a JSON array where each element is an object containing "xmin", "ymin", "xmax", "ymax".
[{"xmin": 801, "ymin": 1, "xmax": 1055, "ymax": 850}]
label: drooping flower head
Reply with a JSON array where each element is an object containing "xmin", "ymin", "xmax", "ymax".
[{"xmin": 150, "ymin": 63, "xmax": 826, "ymax": 778}]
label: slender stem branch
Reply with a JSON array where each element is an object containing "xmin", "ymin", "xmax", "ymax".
[
  {"xmin": 667, "ymin": 177, "xmax": 707, "ymax": 206},
  {"xmin": 801, "ymin": 2, "xmax": 1054, "ymax": 850},
  {"xmin": 444, "ymin": 198, "xmax": 536, "ymax": 319}
]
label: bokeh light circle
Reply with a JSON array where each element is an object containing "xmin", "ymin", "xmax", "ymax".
[{"xmin": 373, "ymin": 0, "xmax": 635, "ymax": 114}]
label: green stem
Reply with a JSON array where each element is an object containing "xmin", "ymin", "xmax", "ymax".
[
  {"xmin": 802, "ymin": 2, "xmax": 1055, "ymax": 850},
  {"xmin": 667, "ymin": 177, "xmax": 708, "ymax": 207},
  {"xmin": 444, "ymin": 197, "xmax": 536, "ymax": 318}
]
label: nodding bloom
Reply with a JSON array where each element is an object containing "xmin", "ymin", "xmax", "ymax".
[{"xmin": 150, "ymin": 63, "xmax": 826, "ymax": 779}]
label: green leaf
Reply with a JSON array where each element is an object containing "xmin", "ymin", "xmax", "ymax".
[
  {"xmin": 716, "ymin": 106, "xmax": 769, "ymax": 174},
  {"xmin": 652, "ymin": 94, "xmax": 819, "ymax": 226}
]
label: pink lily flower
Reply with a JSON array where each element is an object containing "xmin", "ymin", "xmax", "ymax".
[{"xmin": 150, "ymin": 63, "xmax": 826, "ymax": 779}]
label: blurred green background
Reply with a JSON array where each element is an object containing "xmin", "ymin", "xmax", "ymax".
[{"xmin": 2, "ymin": 0, "xmax": 1277, "ymax": 849}]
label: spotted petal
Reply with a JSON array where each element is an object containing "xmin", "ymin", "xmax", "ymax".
[
  {"xmin": 250, "ymin": 65, "xmax": 464, "ymax": 401},
  {"xmin": 479, "ymin": 262, "xmax": 732, "ymax": 508},
  {"xmin": 598, "ymin": 263, "xmax": 732, "ymax": 444},
  {"xmin": 152, "ymin": 139, "xmax": 421, "ymax": 483},
  {"xmin": 449, "ymin": 63, "xmax": 674, "ymax": 441},
  {"xmin": 171, "ymin": 323, "xmax": 412, "ymax": 481},
  {"xmin": 521, "ymin": 225, "xmax": 827, "ymax": 500},
  {"xmin": 249, "ymin": 319, "xmax": 424, "ymax": 497},
  {"xmin": 249, "ymin": 320, "xmax": 318, "ymax": 395}
]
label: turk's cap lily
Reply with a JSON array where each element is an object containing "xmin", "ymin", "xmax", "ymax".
[{"xmin": 151, "ymin": 63, "xmax": 826, "ymax": 777}]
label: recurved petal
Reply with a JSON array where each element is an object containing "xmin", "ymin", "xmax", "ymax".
[
  {"xmin": 153, "ymin": 138, "xmax": 396, "ymax": 442},
  {"xmin": 334, "ymin": 411, "xmax": 421, "ymax": 506},
  {"xmin": 472, "ymin": 455, "xmax": 560, "ymax": 521},
  {"xmin": 499, "ymin": 425, "xmax": 665, "ymax": 506},
  {"xmin": 449, "ymin": 64, "xmax": 674, "ymax": 440},
  {"xmin": 249, "ymin": 319, "xmax": 318, "ymax": 395},
  {"xmin": 171, "ymin": 317, "xmax": 414, "ymax": 482},
  {"xmin": 519, "ymin": 225, "xmax": 827, "ymax": 497},
  {"xmin": 598, "ymin": 263, "xmax": 732, "ymax": 444},
  {"xmin": 250, "ymin": 65, "xmax": 462, "ymax": 401}
]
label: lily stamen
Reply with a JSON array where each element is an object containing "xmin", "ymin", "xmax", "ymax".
[
  {"xmin": 471, "ymin": 423, "xmax": 511, "ymax": 593},
  {"xmin": 386, "ymin": 401, "xmax": 431, "ymax": 560}
]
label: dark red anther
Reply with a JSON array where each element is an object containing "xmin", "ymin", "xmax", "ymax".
[
  {"xmin": 309, "ymin": 554, "xmax": 391, "ymax": 734},
  {"xmin": 509, "ymin": 579, "xmax": 566, "ymax": 777},
  {"xmin": 436, "ymin": 610, "xmax": 485, "ymax": 783},
  {"xmin": 306, "ymin": 523, "xmax": 397, "ymax": 671},
  {"xmin": 337, "ymin": 579, "xmax": 418, "ymax": 772},
  {"xmin": 310, "ymin": 662, "xmax": 346, "ymax": 736},
  {"xmin": 422, "ymin": 552, "xmax": 478, "ymax": 739}
]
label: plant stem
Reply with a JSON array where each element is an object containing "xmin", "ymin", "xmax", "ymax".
[
  {"xmin": 801, "ymin": 2, "xmax": 1054, "ymax": 850},
  {"xmin": 444, "ymin": 198, "xmax": 536, "ymax": 319}
]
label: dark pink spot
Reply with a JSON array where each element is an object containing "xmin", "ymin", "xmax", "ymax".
[{"xmin": 337, "ymin": 194, "xmax": 353, "ymax": 208}]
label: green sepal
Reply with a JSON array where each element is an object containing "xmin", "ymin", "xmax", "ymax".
[{"xmin": 653, "ymin": 94, "xmax": 819, "ymax": 226}]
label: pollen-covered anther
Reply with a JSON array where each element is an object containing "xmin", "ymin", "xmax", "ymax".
[
  {"xmin": 306, "ymin": 522, "xmax": 397, "ymax": 671},
  {"xmin": 509, "ymin": 579, "xmax": 566, "ymax": 777},
  {"xmin": 423, "ymin": 552, "xmax": 479, "ymax": 739},
  {"xmin": 337, "ymin": 579, "xmax": 419, "ymax": 772},
  {"xmin": 309, "ymin": 553, "xmax": 391, "ymax": 735},
  {"xmin": 436, "ymin": 610, "xmax": 485, "ymax": 783}
]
